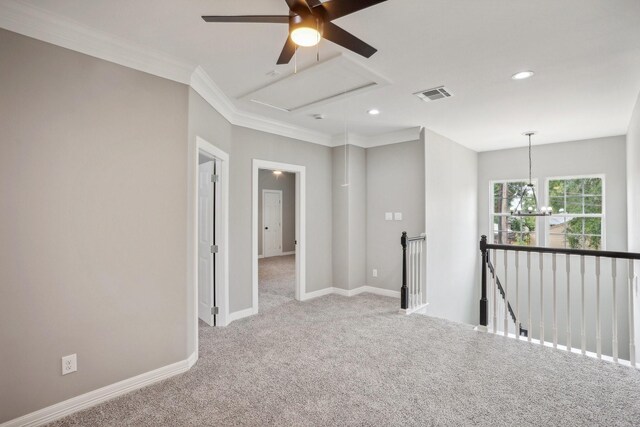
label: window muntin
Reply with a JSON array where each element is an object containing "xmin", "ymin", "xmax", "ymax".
[
  {"xmin": 547, "ymin": 177, "xmax": 604, "ymax": 250},
  {"xmin": 491, "ymin": 181, "xmax": 538, "ymax": 246}
]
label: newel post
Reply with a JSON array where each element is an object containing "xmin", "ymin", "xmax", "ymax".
[
  {"xmin": 479, "ymin": 235, "xmax": 488, "ymax": 327},
  {"xmin": 401, "ymin": 231, "xmax": 408, "ymax": 310}
]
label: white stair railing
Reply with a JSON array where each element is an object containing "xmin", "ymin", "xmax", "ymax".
[
  {"xmin": 479, "ymin": 235, "xmax": 638, "ymax": 369},
  {"xmin": 400, "ymin": 232, "xmax": 427, "ymax": 314}
]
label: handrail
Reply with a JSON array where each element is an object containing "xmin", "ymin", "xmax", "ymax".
[{"xmin": 485, "ymin": 242, "xmax": 640, "ymax": 261}]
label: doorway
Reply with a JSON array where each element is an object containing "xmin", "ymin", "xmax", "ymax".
[
  {"xmin": 195, "ymin": 137, "xmax": 229, "ymax": 328},
  {"xmin": 252, "ymin": 160, "xmax": 306, "ymax": 313}
]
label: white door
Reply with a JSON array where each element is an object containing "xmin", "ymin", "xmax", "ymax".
[
  {"xmin": 263, "ymin": 190, "xmax": 282, "ymax": 257},
  {"xmin": 198, "ymin": 160, "xmax": 215, "ymax": 326}
]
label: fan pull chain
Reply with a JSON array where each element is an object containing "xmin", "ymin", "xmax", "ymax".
[
  {"xmin": 294, "ymin": 46, "xmax": 297, "ymax": 74},
  {"xmin": 316, "ymin": 19, "xmax": 320, "ymax": 63}
]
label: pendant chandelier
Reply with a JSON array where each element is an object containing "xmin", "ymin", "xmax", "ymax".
[{"xmin": 510, "ymin": 132, "xmax": 552, "ymax": 217}]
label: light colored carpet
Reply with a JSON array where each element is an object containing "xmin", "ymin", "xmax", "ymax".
[
  {"xmin": 258, "ymin": 254, "xmax": 296, "ymax": 312},
  {"xmin": 49, "ymin": 259, "xmax": 640, "ymax": 426}
]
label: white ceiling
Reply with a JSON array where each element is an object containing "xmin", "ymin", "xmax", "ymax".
[{"xmin": 13, "ymin": 0, "xmax": 640, "ymax": 151}]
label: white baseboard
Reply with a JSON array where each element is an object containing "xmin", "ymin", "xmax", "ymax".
[
  {"xmin": 400, "ymin": 303, "xmax": 429, "ymax": 315},
  {"xmin": 227, "ymin": 307, "xmax": 256, "ymax": 323},
  {"xmin": 358, "ymin": 286, "xmax": 401, "ymax": 299},
  {"xmin": 301, "ymin": 285, "xmax": 400, "ymax": 301},
  {"xmin": 300, "ymin": 287, "xmax": 336, "ymax": 301},
  {"xmin": 1, "ymin": 352, "xmax": 198, "ymax": 427}
]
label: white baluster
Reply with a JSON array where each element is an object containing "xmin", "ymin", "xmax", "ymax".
[
  {"xmin": 528, "ymin": 252, "xmax": 532, "ymax": 342},
  {"xmin": 504, "ymin": 250, "xmax": 508, "ymax": 337},
  {"xmin": 566, "ymin": 255, "xmax": 572, "ymax": 351},
  {"xmin": 552, "ymin": 253, "xmax": 557, "ymax": 348},
  {"xmin": 539, "ymin": 253, "xmax": 544, "ymax": 345},
  {"xmin": 629, "ymin": 261, "xmax": 636, "ymax": 367},
  {"xmin": 612, "ymin": 259, "xmax": 618, "ymax": 363},
  {"xmin": 412, "ymin": 242, "xmax": 417, "ymax": 309},
  {"xmin": 581, "ymin": 256, "xmax": 586, "ymax": 355},
  {"xmin": 596, "ymin": 256, "xmax": 601, "ymax": 359},
  {"xmin": 515, "ymin": 252, "xmax": 520, "ymax": 340},
  {"xmin": 418, "ymin": 241, "xmax": 423, "ymax": 306},
  {"xmin": 492, "ymin": 249, "xmax": 497, "ymax": 334},
  {"xmin": 409, "ymin": 242, "xmax": 413, "ymax": 310}
]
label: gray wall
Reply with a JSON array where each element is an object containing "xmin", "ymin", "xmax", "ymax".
[
  {"xmin": 186, "ymin": 88, "xmax": 233, "ymax": 355},
  {"xmin": 348, "ymin": 146, "xmax": 367, "ymax": 290},
  {"xmin": 424, "ymin": 129, "xmax": 479, "ymax": 325},
  {"xmin": 332, "ymin": 146, "xmax": 349, "ymax": 290},
  {"xmin": 366, "ymin": 140, "xmax": 425, "ymax": 292},
  {"xmin": 0, "ymin": 29, "xmax": 189, "ymax": 422},
  {"xmin": 627, "ymin": 93, "xmax": 640, "ymax": 357},
  {"xmin": 332, "ymin": 145, "xmax": 367, "ymax": 291},
  {"xmin": 478, "ymin": 136, "xmax": 628, "ymax": 251},
  {"xmin": 478, "ymin": 135, "xmax": 629, "ymax": 358},
  {"xmin": 258, "ymin": 170, "xmax": 296, "ymax": 255},
  {"xmin": 230, "ymin": 126, "xmax": 333, "ymax": 308}
]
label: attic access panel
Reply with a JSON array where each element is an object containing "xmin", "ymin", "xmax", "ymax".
[{"xmin": 239, "ymin": 55, "xmax": 390, "ymax": 114}]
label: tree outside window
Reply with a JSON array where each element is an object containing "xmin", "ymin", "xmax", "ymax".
[
  {"xmin": 547, "ymin": 177, "xmax": 603, "ymax": 250},
  {"xmin": 492, "ymin": 181, "xmax": 538, "ymax": 246}
]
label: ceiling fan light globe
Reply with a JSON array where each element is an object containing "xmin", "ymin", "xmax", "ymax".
[{"xmin": 291, "ymin": 27, "xmax": 321, "ymax": 47}]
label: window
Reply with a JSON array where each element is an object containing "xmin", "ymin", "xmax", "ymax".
[
  {"xmin": 547, "ymin": 176, "xmax": 604, "ymax": 250},
  {"xmin": 491, "ymin": 180, "xmax": 538, "ymax": 246}
]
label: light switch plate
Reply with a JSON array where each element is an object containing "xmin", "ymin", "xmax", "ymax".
[
  {"xmin": 385, "ymin": 212, "xmax": 393, "ymax": 221},
  {"xmin": 394, "ymin": 212, "xmax": 402, "ymax": 221}
]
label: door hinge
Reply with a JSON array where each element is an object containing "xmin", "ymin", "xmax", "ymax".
[
  {"xmin": 211, "ymin": 306, "xmax": 219, "ymax": 315},
  {"xmin": 211, "ymin": 174, "xmax": 219, "ymax": 183},
  {"xmin": 210, "ymin": 244, "xmax": 219, "ymax": 254}
]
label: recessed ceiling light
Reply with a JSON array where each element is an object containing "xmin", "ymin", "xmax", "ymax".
[
  {"xmin": 273, "ymin": 170, "xmax": 282, "ymax": 176},
  {"xmin": 367, "ymin": 109, "xmax": 380, "ymax": 116},
  {"xmin": 512, "ymin": 71, "xmax": 535, "ymax": 80}
]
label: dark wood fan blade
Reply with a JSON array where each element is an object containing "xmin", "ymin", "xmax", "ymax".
[
  {"xmin": 277, "ymin": 37, "xmax": 297, "ymax": 64},
  {"xmin": 285, "ymin": 0, "xmax": 311, "ymax": 15},
  {"xmin": 320, "ymin": 0, "xmax": 387, "ymax": 21},
  {"xmin": 202, "ymin": 15, "xmax": 289, "ymax": 23},
  {"xmin": 322, "ymin": 22, "xmax": 377, "ymax": 58}
]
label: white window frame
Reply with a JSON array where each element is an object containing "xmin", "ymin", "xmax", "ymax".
[
  {"xmin": 489, "ymin": 178, "xmax": 541, "ymax": 246},
  {"xmin": 544, "ymin": 174, "xmax": 606, "ymax": 250}
]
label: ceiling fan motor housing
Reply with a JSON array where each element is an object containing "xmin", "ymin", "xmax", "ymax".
[{"xmin": 290, "ymin": 14, "xmax": 323, "ymax": 36}]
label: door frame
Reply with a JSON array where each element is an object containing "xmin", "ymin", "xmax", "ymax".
[
  {"xmin": 194, "ymin": 136, "xmax": 229, "ymax": 330},
  {"xmin": 262, "ymin": 189, "xmax": 283, "ymax": 258},
  {"xmin": 252, "ymin": 159, "xmax": 306, "ymax": 311}
]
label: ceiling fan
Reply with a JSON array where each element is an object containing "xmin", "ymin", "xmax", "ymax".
[{"xmin": 202, "ymin": 0, "xmax": 388, "ymax": 65}]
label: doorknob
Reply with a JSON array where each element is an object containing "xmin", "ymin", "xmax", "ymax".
[{"xmin": 265, "ymin": 227, "xmax": 269, "ymax": 230}]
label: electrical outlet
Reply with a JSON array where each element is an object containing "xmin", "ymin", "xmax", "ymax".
[
  {"xmin": 384, "ymin": 212, "xmax": 393, "ymax": 221},
  {"xmin": 394, "ymin": 212, "xmax": 403, "ymax": 221},
  {"xmin": 62, "ymin": 354, "xmax": 77, "ymax": 375},
  {"xmin": 372, "ymin": 269, "xmax": 378, "ymax": 277}
]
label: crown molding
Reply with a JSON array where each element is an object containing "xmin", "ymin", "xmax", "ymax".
[
  {"xmin": 330, "ymin": 127, "xmax": 423, "ymax": 149},
  {"xmin": 366, "ymin": 126, "xmax": 423, "ymax": 148},
  {"xmin": 190, "ymin": 66, "xmax": 333, "ymax": 146},
  {"xmin": 0, "ymin": 0, "xmax": 194, "ymax": 84},
  {"xmin": 0, "ymin": 0, "xmax": 415, "ymax": 149}
]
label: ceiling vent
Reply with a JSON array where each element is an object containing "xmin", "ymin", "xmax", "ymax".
[{"xmin": 414, "ymin": 86, "xmax": 453, "ymax": 102}]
